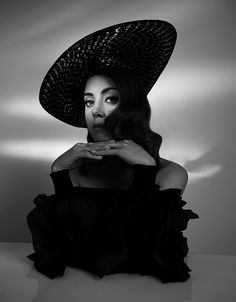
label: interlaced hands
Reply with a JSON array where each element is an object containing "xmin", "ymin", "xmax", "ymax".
[
  {"xmin": 51, "ymin": 139, "xmax": 156, "ymax": 172},
  {"xmin": 88, "ymin": 139, "xmax": 156, "ymax": 166}
]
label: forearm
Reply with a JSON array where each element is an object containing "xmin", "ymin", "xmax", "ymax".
[
  {"xmin": 50, "ymin": 169, "xmax": 74, "ymax": 195},
  {"xmin": 50, "ymin": 162, "xmax": 158, "ymax": 194}
]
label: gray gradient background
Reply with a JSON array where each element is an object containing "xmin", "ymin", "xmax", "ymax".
[{"xmin": 0, "ymin": 0, "xmax": 235, "ymax": 255}]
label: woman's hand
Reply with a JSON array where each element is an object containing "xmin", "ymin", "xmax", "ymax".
[
  {"xmin": 51, "ymin": 140, "xmax": 116, "ymax": 172},
  {"xmin": 90, "ymin": 139, "xmax": 156, "ymax": 166}
]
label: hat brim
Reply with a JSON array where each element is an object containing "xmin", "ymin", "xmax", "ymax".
[{"xmin": 39, "ymin": 19, "xmax": 177, "ymax": 128}]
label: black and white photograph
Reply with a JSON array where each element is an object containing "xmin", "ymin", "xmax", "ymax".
[{"xmin": 0, "ymin": 0, "xmax": 235, "ymax": 301}]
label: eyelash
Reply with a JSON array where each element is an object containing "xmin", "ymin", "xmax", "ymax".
[{"xmin": 84, "ymin": 97, "xmax": 119, "ymax": 107}]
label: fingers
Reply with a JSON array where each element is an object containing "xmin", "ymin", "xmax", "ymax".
[
  {"xmin": 89, "ymin": 140, "xmax": 131, "ymax": 157},
  {"xmin": 76, "ymin": 140, "xmax": 129, "ymax": 152},
  {"xmin": 86, "ymin": 140, "xmax": 117, "ymax": 151},
  {"xmin": 86, "ymin": 139, "xmax": 130, "ymax": 148},
  {"xmin": 86, "ymin": 152, "xmax": 103, "ymax": 159},
  {"xmin": 73, "ymin": 139, "xmax": 130, "ymax": 161},
  {"xmin": 106, "ymin": 141, "xmax": 129, "ymax": 148},
  {"xmin": 91, "ymin": 141, "xmax": 127, "ymax": 154},
  {"xmin": 90, "ymin": 148, "xmax": 117, "ymax": 156},
  {"xmin": 76, "ymin": 140, "xmax": 129, "ymax": 153},
  {"xmin": 87, "ymin": 140, "xmax": 116, "ymax": 146},
  {"xmin": 88, "ymin": 141, "xmax": 128, "ymax": 153},
  {"xmin": 74, "ymin": 141, "xmax": 109, "ymax": 152}
]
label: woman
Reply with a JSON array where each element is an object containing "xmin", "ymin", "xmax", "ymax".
[
  {"xmin": 54, "ymin": 66, "xmax": 162, "ymax": 187},
  {"xmin": 27, "ymin": 20, "xmax": 198, "ymax": 283}
]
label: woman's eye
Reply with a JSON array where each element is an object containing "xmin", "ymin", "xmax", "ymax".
[
  {"xmin": 84, "ymin": 97, "xmax": 119, "ymax": 107},
  {"xmin": 84, "ymin": 100, "xmax": 93, "ymax": 107},
  {"xmin": 106, "ymin": 96, "xmax": 119, "ymax": 103}
]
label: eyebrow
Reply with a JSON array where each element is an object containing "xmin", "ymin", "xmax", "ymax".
[{"xmin": 84, "ymin": 87, "xmax": 118, "ymax": 97}]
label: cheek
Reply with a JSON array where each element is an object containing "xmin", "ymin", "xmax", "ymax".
[
  {"xmin": 85, "ymin": 110, "xmax": 92, "ymax": 125},
  {"xmin": 106, "ymin": 105, "xmax": 119, "ymax": 115}
]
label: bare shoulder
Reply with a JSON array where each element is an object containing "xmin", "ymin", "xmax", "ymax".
[{"xmin": 155, "ymin": 158, "xmax": 188, "ymax": 195}]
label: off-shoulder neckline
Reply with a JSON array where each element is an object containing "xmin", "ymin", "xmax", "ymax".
[{"xmin": 72, "ymin": 185, "xmax": 182, "ymax": 193}]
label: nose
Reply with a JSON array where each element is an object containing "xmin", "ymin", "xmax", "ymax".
[{"xmin": 92, "ymin": 102, "xmax": 106, "ymax": 118}]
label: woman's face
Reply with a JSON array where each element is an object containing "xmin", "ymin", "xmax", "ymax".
[{"xmin": 84, "ymin": 74, "xmax": 120, "ymax": 142}]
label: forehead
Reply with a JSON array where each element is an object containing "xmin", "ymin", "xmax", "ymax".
[{"xmin": 85, "ymin": 74, "xmax": 116, "ymax": 91}]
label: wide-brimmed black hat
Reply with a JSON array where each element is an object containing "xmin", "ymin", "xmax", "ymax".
[{"xmin": 39, "ymin": 19, "xmax": 177, "ymax": 128}]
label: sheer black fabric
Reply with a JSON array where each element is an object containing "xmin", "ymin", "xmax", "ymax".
[{"xmin": 26, "ymin": 164, "xmax": 199, "ymax": 283}]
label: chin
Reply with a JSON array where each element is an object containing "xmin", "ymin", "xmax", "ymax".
[
  {"xmin": 89, "ymin": 128, "xmax": 115, "ymax": 142},
  {"xmin": 93, "ymin": 135, "xmax": 114, "ymax": 142}
]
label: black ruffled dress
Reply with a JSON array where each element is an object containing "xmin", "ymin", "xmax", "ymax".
[{"xmin": 26, "ymin": 164, "xmax": 199, "ymax": 283}]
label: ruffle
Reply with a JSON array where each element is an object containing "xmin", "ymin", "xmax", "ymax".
[{"xmin": 27, "ymin": 187, "xmax": 198, "ymax": 283}]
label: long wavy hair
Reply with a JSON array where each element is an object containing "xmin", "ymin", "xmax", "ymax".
[{"xmin": 84, "ymin": 66, "xmax": 162, "ymax": 167}]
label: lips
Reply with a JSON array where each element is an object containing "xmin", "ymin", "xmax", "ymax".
[{"xmin": 93, "ymin": 123, "xmax": 104, "ymax": 128}]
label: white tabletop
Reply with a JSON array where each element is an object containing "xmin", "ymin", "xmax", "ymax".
[{"xmin": 0, "ymin": 243, "xmax": 235, "ymax": 302}]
